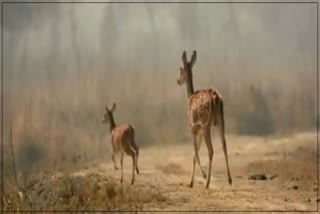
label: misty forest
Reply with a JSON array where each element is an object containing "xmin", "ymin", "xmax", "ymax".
[{"xmin": 1, "ymin": 2, "xmax": 318, "ymax": 212}]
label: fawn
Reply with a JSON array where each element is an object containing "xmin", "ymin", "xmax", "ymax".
[{"xmin": 102, "ymin": 102, "xmax": 140, "ymax": 184}]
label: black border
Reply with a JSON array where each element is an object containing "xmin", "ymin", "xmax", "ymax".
[
  {"xmin": 1, "ymin": 1, "xmax": 3, "ymax": 213},
  {"xmin": 317, "ymin": 1, "xmax": 319, "ymax": 213},
  {"xmin": 1, "ymin": 1, "xmax": 318, "ymax": 213}
]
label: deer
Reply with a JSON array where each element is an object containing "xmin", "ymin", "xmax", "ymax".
[
  {"xmin": 176, "ymin": 50, "xmax": 232, "ymax": 189},
  {"xmin": 102, "ymin": 102, "xmax": 140, "ymax": 185}
]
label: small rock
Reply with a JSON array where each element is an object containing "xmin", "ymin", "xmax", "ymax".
[
  {"xmin": 248, "ymin": 173, "xmax": 267, "ymax": 181},
  {"xmin": 292, "ymin": 185, "xmax": 299, "ymax": 190},
  {"xmin": 284, "ymin": 198, "xmax": 288, "ymax": 202},
  {"xmin": 270, "ymin": 175, "xmax": 277, "ymax": 180}
]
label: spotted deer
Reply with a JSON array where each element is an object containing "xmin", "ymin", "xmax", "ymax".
[
  {"xmin": 176, "ymin": 50, "xmax": 232, "ymax": 188},
  {"xmin": 102, "ymin": 102, "xmax": 140, "ymax": 185}
]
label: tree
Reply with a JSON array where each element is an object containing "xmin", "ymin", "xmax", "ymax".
[{"xmin": 69, "ymin": 4, "xmax": 82, "ymax": 73}]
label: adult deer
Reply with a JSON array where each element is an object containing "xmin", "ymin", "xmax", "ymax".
[
  {"xmin": 176, "ymin": 50, "xmax": 232, "ymax": 188},
  {"xmin": 102, "ymin": 102, "xmax": 140, "ymax": 185}
]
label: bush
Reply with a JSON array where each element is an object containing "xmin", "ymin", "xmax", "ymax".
[
  {"xmin": 17, "ymin": 137, "xmax": 45, "ymax": 172},
  {"xmin": 236, "ymin": 85, "xmax": 274, "ymax": 136}
]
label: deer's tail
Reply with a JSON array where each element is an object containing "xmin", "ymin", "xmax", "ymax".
[{"xmin": 211, "ymin": 90, "xmax": 224, "ymax": 128}]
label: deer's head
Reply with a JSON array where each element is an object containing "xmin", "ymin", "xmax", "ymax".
[
  {"xmin": 102, "ymin": 102, "xmax": 116, "ymax": 124},
  {"xmin": 177, "ymin": 50, "xmax": 197, "ymax": 86}
]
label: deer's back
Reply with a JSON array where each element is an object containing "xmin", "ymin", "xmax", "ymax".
[
  {"xmin": 111, "ymin": 123, "xmax": 135, "ymax": 153},
  {"xmin": 188, "ymin": 88, "xmax": 218, "ymax": 127}
]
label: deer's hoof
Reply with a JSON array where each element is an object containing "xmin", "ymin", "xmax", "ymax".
[
  {"xmin": 202, "ymin": 172, "xmax": 207, "ymax": 179},
  {"xmin": 120, "ymin": 179, "xmax": 123, "ymax": 183},
  {"xmin": 229, "ymin": 178, "xmax": 233, "ymax": 185},
  {"xmin": 187, "ymin": 182, "xmax": 193, "ymax": 188}
]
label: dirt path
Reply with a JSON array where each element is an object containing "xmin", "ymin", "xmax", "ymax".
[{"xmin": 70, "ymin": 132, "xmax": 318, "ymax": 212}]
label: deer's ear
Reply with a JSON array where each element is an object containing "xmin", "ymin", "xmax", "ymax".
[
  {"xmin": 182, "ymin": 51, "xmax": 187, "ymax": 66},
  {"xmin": 111, "ymin": 102, "xmax": 117, "ymax": 112},
  {"xmin": 190, "ymin": 50, "xmax": 197, "ymax": 66}
]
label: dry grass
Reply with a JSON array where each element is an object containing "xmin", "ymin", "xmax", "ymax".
[
  {"xmin": 246, "ymin": 145, "xmax": 317, "ymax": 191},
  {"xmin": 4, "ymin": 171, "xmax": 167, "ymax": 212},
  {"xmin": 4, "ymin": 132, "xmax": 317, "ymax": 211},
  {"xmin": 155, "ymin": 162, "xmax": 188, "ymax": 175}
]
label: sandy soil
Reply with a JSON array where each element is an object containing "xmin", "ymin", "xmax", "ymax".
[{"xmin": 65, "ymin": 131, "xmax": 318, "ymax": 212}]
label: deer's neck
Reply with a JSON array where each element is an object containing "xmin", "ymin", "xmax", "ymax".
[
  {"xmin": 186, "ymin": 72, "xmax": 195, "ymax": 97},
  {"xmin": 109, "ymin": 116, "xmax": 116, "ymax": 133}
]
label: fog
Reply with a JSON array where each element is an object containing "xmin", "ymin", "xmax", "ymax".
[
  {"xmin": 3, "ymin": 2, "xmax": 316, "ymax": 79},
  {"xmin": 1, "ymin": 2, "xmax": 318, "ymax": 171}
]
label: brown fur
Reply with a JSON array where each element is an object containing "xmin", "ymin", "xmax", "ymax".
[
  {"xmin": 177, "ymin": 50, "xmax": 232, "ymax": 188},
  {"xmin": 102, "ymin": 102, "xmax": 140, "ymax": 185}
]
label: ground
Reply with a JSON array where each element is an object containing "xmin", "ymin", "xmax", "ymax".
[{"xmin": 3, "ymin": 132, "xmax": 318, "ymax": 213}]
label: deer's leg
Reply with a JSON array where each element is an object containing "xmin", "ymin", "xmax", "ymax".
[
  {"xmin": 195, "ymin": 134, "xmax": 207, "ymax": 179},
  {"xmin": 132, "ymin": 154, "xmax": 136, "ymax": 185},
  {"xmin": 204, "ymin": 128, "xmax": 214, "ymax": 189},
  {"xmin": 188, "ymin": 132, "xmax": 198, "ymax": 188},
  {"xmin": 135, "ymin": 155, "xmax": 140, "ymax": 174},
  {"xmin": 128, "ymin": 147, "xmax": 137, "ymax": 185},
  {"xmin": 112, "ymin": 153, "xmax": 119, "ymax": 170},
  {"xmin": 120, "ymin": 152, "xmax": 124, "ymax": 183},
  {"xmin": 133, "ymin": 142, "xmax": 140, "ymax": 174},
  {"xmin": 218, "ymin": 123, "xmax": 232, "ymax": 185}
]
